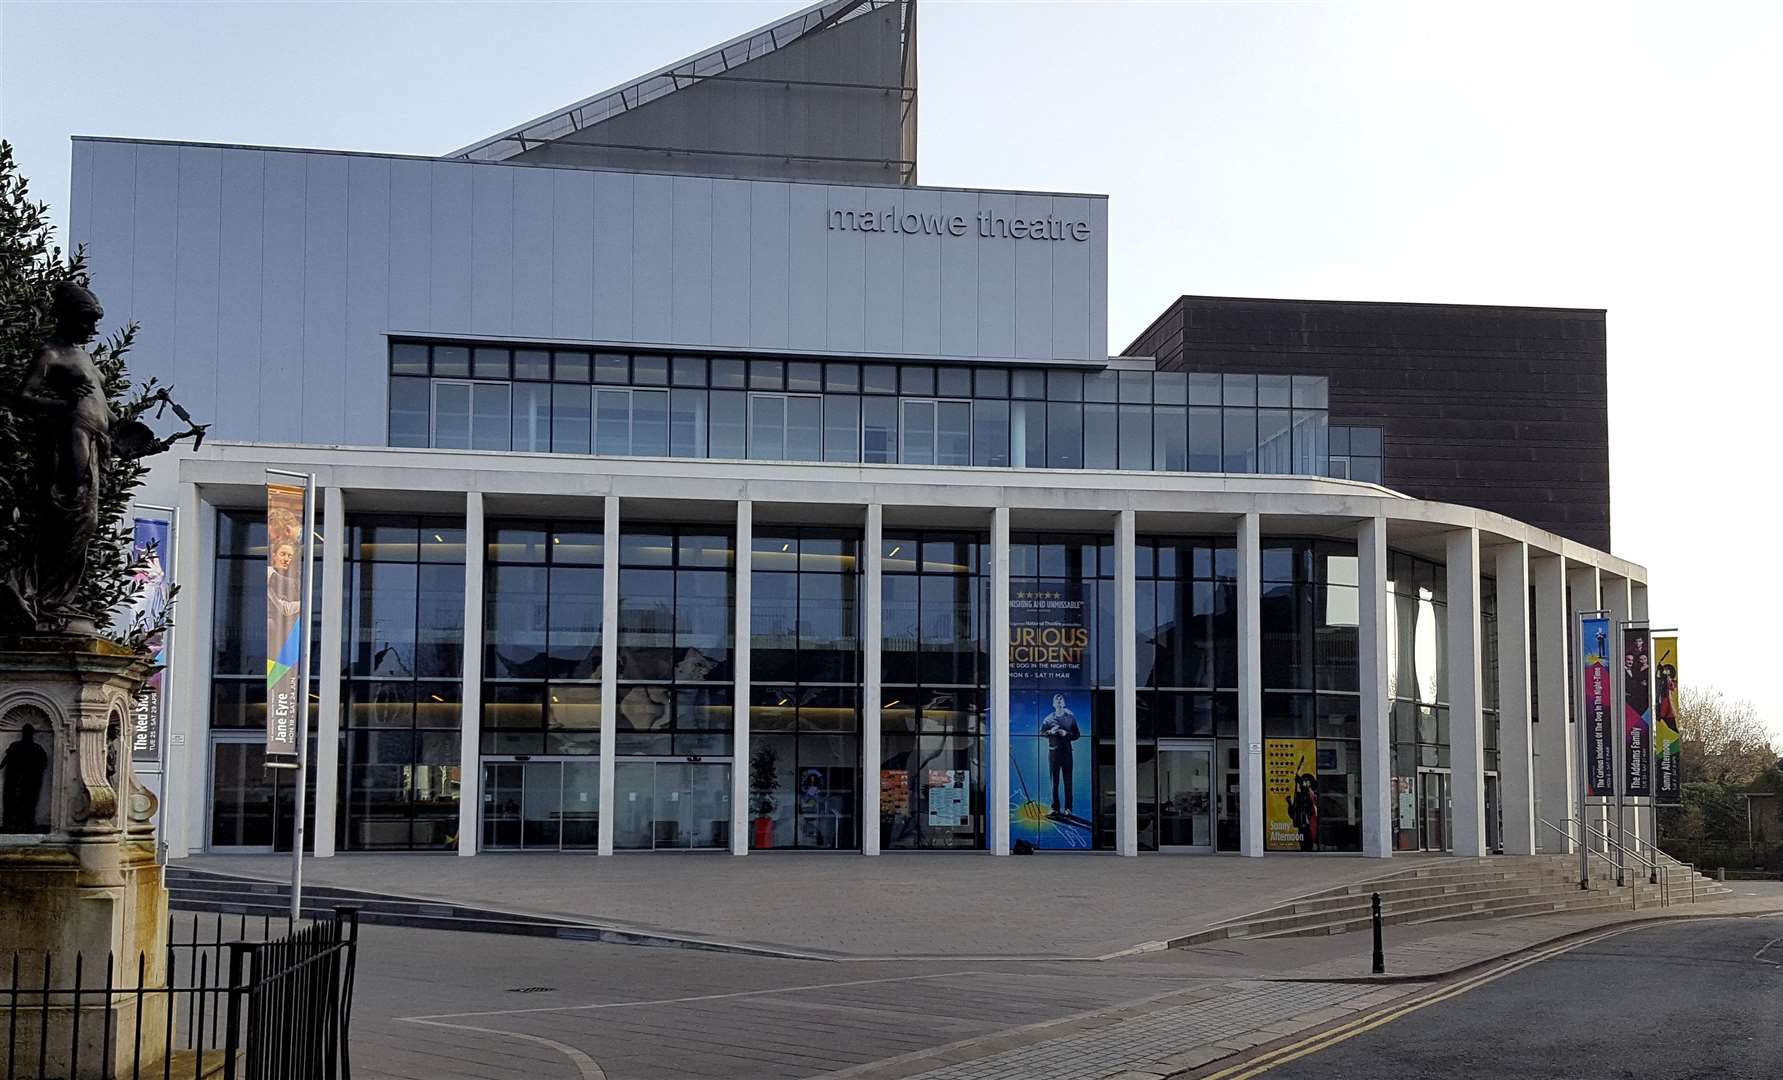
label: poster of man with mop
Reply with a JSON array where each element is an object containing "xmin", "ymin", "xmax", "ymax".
[{"xmin": 1008, "ymin": 581, "xmax": 1094, "ymax": 848}]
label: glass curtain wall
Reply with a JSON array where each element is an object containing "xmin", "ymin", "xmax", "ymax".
[
  {"xmin": 1388, "ymin": 551, "xmax": 1450, "ymax": 851},
  {"xmin": 1258, "ymin": 540, "xmax": 1363, "ymax": 853},
  {"xmin": 338, "ymin": 517, "xmax": 465, "ymax": 851},
  {"xmin": 390, "ymin": 343, "xmax": 1333, "ymax": 479},
  {"xmin": 208, "ymin": 509, "xmax": 319, "ymax": 851},
  {"xmin": 613, "ymin": 526, "xmax": 735, "ymax": 850},
  {"xmin": 749, "ymin": 528, "xmax": 862, "ymax": 850},
  {"xmin": 1098, "ymin": 538, "xmax": 1241, "ymax": 851},
  {"xmin": 480, "ymin": 522, "xmax": 604, "ymax": 850},
  {"xmin": 880, "ymin": 532, "xmax": 988, "ymax": 849}
]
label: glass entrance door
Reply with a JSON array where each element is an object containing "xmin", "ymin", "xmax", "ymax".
[
  {"xmin": 613, "ymin": 760, "xmax": 732, "ymax": 850},
  {"xmin": 1157, "ymin": 740, "xmax": 1215, "ymax": 852},
  {"xmin": 481, "ymin": 759, "xmax": 601, "ymax": 850},
  {"xmin": 1418, "ymin": 769, "xmax": 1452, "ymax": 852}
]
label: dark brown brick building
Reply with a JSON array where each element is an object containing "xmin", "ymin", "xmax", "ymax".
[{"xmin": 1124, "ymin": 296, "xmax": 1611, "ymax": 549}]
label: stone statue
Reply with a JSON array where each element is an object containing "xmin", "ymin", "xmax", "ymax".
[
  {"xmin": 5, "ymin": 281, "xmax": 206, "ymax": 633},
  {"xmin": 0, "ymin": 722, "xmax": 49, "ymax": 832}
]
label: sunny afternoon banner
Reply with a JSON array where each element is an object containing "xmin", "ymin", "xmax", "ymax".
[
  {"xmin": 1654, "ymin": 635, "xmax": 1682, "ymax": 804},
  {"xmin": 1265, "ymin": 737, "xmax": 1318, "ymax": 851}
]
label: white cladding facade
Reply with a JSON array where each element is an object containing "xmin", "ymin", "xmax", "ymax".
[{"xmin": 70, "ymin": 139, "xmax": 1108, "ymax": 450}]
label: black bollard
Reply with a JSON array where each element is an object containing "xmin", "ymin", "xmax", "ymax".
[{"xmin": 1371, "ymin": 892, "xmax": 1385, "ymax": 975}]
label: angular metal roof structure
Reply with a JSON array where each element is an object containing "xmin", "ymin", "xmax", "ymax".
[{"xmin": 447, "ymin": 0, "xmax": 918, "ymax": 186}]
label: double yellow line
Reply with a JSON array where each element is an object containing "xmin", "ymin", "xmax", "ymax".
[{"xmin": 1199, "ymin": 925, "xmax": 1640, "ymax": 1079}]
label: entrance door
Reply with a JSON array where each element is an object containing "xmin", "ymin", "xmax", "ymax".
[
  {"xmin": 481, "ymin": 759, "xmax": 602, "ymax": 851},
  {"xmin": 613, "ymin": 759, "xmax": 732, "ymax": 850},
  {"xmin": 1156, "ymin": 740, "xmax": 1215, "ymax": 852},
  {"xmin": 1418, "ymin": 769, "xmax": 1452, "ymax": 852}
]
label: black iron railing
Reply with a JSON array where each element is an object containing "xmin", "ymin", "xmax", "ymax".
[{"xmin": 3, "ymin": 906, "xmax": 359, "ymax": 1080}]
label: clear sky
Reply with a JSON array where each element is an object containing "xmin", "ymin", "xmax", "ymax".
[{"xmin": 3, "ymin": 0, "xmax": 1779, "ymax": 739}]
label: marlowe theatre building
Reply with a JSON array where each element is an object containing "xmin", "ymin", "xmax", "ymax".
[{"xmin": 73, "ymin": 0, "xmax": 1643, "ymax": 862}]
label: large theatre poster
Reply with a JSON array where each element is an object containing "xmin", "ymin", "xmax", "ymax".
[
  {"xmin": 1654, "ymin": 636, "xmax": 1682, "ymax": 804},
  {"xmin": 1622, "ymin": 627, "xmax": 1652, "ymax": 797},
  {"xmin": 128, "ymin": 513, "xmax": 173, "ymax": 764},
  {"xmin": 1008, "ymin": 582, "xmax": 1093, "ymax": 849},
  {"xmin": 1265, "ymin": 738, "xmax": 1318, "ymax": 851},
  {"xmin": 265, "ymin": 481, "xmax": 308, "ymax": 761},
  {"xmin": 1581, "ymin": 615, "xmax": 1614, "ymax": 797}
]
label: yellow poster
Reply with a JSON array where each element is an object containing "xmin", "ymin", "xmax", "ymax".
[{"xmin": 1265, "ymin": 738, "xmax": 1318, "ymax": 851}]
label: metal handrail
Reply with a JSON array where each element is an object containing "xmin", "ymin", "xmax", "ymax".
[
  {"xmin": 1539, "ymin": 817, "xmax": 1669, "ymax": 909},
  {"xmin": 1607, "ymin": 821, "xmax": 1693, "ymax": 880}
]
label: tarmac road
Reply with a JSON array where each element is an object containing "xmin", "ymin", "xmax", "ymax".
[{"xmin": 1248, "ymin": 916, "xmax": 1783, "ymax": 1080}]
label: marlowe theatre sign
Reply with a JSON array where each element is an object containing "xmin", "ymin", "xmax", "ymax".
[{"xmin": 827, "ymin": 207, "xmax": 1093, "ymax": 242}]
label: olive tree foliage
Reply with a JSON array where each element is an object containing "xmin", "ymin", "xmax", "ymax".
[{"xmin": 0, "ymin": 140, "xmax": 173, "ymax": 647}]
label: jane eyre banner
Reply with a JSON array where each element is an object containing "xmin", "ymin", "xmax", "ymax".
[
  {"xmin": 128, "ymin": 514, "xmax": 173, "ymax": 764},
  {"xmin": 1008, "ymin": 581, "xmax": 1093, "ymax": 849},
  {"xmin": 1622, "ymin": 627, "xmax": 1652, "ymax": 797},
  {"xmin": 265, "ymin": 482, "xmax": 308, "ymax": 760},
  {"xmin": 1581, "ymin": 615, "xmax": 1614, "ymax": 797},
  {"xmin": 1654, "ymin": 636, "xmax": 1682, "ymax": 804}
]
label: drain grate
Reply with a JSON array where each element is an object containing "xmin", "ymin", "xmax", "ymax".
[{"xmin": 507, "ymin": 986, "xmax": 556, "ymax": 994}]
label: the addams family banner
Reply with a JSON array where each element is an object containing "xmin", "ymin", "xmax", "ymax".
[
  {"xmin": 1622, "ymin": 626, "xmax": 1652, "ymax": 798},
  {"xmin": 1266, "ymin": 738, "xmax": 1319, "ymax": 851},
  {"xmin": 1654, "ymin": 635, "xmax": 1683, "ymax": 804},
  {"xmin": 1581, "ymin": 614, "xmax": 1614, "ymax": 797},
  {"xmin": 264, "ymin": 481, "xmax": 308, "ymax": 761},
  {"xmin": 128, "ymin": 513, "xmax": 173, "ymax": 763},
  {"xmin": 1008, "ymin": 582, "xmax": 1092, "ymax": 848}
]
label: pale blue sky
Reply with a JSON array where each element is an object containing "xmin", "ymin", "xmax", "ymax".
[{"xmin": 4, "ymin": 0, "xmax": 1779, "ymax": 737}]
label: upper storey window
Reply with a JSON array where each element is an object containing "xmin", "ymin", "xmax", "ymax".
[{"xmin": 388, "ymin": 342, "xmax": 1334, "ymax": 480}]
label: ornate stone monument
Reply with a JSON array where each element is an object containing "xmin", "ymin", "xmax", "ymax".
[{"xmin": 0, "ymin": 282, "xmax": 201, "ymax": 1076}]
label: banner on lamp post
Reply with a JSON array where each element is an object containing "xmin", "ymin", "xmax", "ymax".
[
  {"xmin": 1654, "ymin": 635, "xmax": 1683, "ymax": 804},
  {"xmin": 1580, "ymin": 614, "xmax": 1614, "ymax": 797},
  {"xmin": 128, "ymin": 511, "xmax": 174, "ymax": 764},
  {"xmin": 264, "ymin": 480, "xmax": 309, "ymax": 761},
  {"xmin": 1622, "ymin": 626, "xmax": 1653, "ymax": 797}
]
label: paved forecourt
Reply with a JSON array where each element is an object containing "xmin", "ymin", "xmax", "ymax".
[
  {"xmin": 346, "ymin": 887, "xmax": 1783, "ymax": 1080},
  {"xmin": 182, "ymin": 850, "xmax": 1442, "ymax": 959}
]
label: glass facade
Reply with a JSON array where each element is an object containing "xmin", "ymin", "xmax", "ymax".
[
  {"xmin": 750, "ymin": 528, "xmax": 862, "ymax": 850},
  {"xmin": 389, "ymin": 343, "xmax": 1334, "ymax": 478},
  {"xmin": 481, "ymin": 521, "xmax": 605, "ymax": 851},
  {"xmin": 880, "ymin": 531, "xmax": 988, "ymax": 849},
  {"xmin": 208, "ymin": 510, "xmax": 319, "ymax": 851},
  {"xmin": 199, "ymin": 500, "xmax": 1509, "ymax": 858},
  {"xmin": 339, "ymin": 516, "xmax": 466, "ymax": 851}
]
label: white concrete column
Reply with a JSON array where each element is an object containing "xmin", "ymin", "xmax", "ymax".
[
  {"xmin": 1446, "ymin": 528, "xmax": 1488, "ymax": 858},
  {"xmin": 1531, "ymin": 554, "xmax": 1573, "ymax": 852},
  {"xmin": 1113, "ymin": 510, "xmax": 1139, "ymax": 857},
  {"xmin": 456, "ymin": 491, "xmax": 485, "ymax": 856},
  {"xmin": 1358, "ymin": 516, "xmax": 1392, "ymax": 858},
  {"xmin": 312, "ymin": 485, "xmax": 347, "ymax": 858},
  {"xmin": 862, "ymin": 504, "xmax": 883, "ymax": 856},
  {"xmin": 1566, "ymin": 563, "xmax": 1604, "ymax": 847},
  {"xmin": 597, "ymin": 497, "xmax": 619, "ymax": 856},
  {"xmin": 1602, "ymin": 573, "xmax": 1634, "ymax": 853},
  {"xmin": 1236, "ymin": 512, "xmax": 1264, "ymax": 858},
  {"xmin": 171, "ymin": 482, "xmax": 215, "ymax": 858},
  {"xmin": 1495, "ymin": 542, "xmax": 1536, "ymax": 856},
  {"xmin": 732, "ymin": 500, "xmax": 752, "ymax": 856},
  {"xmin": 990, "ymin": 506, "xmax": 1012, "ymax": 856}
]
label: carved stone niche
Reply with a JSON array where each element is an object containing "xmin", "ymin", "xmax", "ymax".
[{"xmin": 0, "ymin": 635, "xmax": 167, "ymax": 965}]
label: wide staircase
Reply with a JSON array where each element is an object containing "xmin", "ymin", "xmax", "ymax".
[{"xmin": 1169, "ymin": 853, "xmax": 1729, "ymax": 947}]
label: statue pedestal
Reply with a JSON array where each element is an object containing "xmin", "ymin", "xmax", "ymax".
[{"xmin": 1, "ymin": 636, "xmax": 170, "ymax": 1078}]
